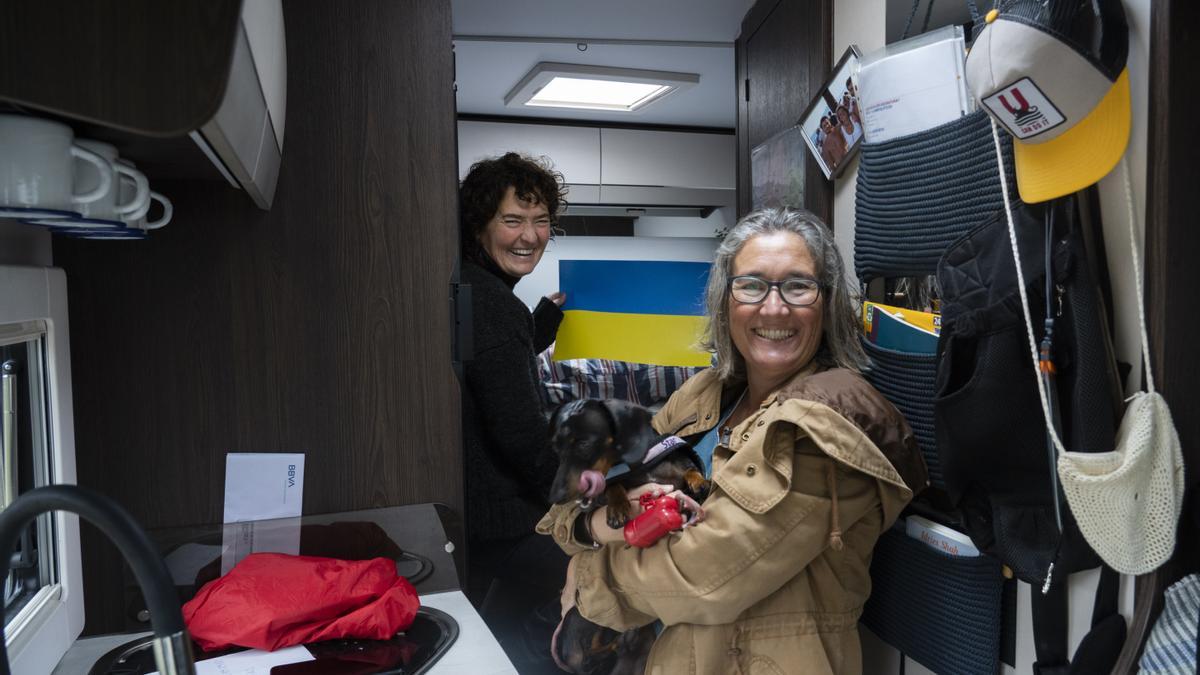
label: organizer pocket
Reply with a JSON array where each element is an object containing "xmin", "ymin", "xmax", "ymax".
[
  {"xmin": 861, "ymin": 524, "xmax": 1006, "ymax": 675},
  {"xmin": 854, "ymin": 110, "xmax": 1016, "ymax": 280},
  {"xmin": 933, "ymin": 326, "xmax": 1045, "ymax": 497},
  {"xmin": 933, "ymin": 320, "xmax": 1100, "ymax": 582},
  {"xmin": 862, "ymin": 338, "xmax": 942, "ymax": 490}
]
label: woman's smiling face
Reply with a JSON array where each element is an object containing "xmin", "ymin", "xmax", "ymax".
[
  {"xmin": 478, "ymin": 186, "xmax": 551, "ymax": 278},
  {"xmin": 728, "ymin": 231, "xmax": 824, "ymax": 389}
]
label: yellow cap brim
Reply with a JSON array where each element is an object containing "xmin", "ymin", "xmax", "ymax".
[{"xmin": 1014, "ymin": 69, "xmax": 1131, "ymax": 203}]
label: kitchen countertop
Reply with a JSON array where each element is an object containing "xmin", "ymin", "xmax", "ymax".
[
  {"xmin": 53, "ymin": 504, "xmax": 512, "ymax": 674},
  {"xmin": 53, "ymin": 590, "xmax": 516, "ymax": 674},
  {"xmin": 112, "ymin": 503, "xmax": 464, "ymax": 636},
  {"xmin": 418, "ymin": 590, "xmax": 517, "ymax": 675}
]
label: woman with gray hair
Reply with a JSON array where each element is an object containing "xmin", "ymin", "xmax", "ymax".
[{"xmin": 540, "ymin": 207, "xmax": 927, "ymax": 674}]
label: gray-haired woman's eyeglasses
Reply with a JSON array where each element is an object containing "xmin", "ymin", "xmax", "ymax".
[{"xmin": 729, "ymin": 275, "xmax": 822, "ymax": 307}]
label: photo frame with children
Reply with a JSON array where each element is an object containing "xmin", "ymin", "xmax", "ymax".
[{"xmin": 799, "ymin": 45, "xmax": 864, "ymax": 180}]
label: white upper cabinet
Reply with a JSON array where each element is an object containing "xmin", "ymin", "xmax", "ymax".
[
  {"xmin": 457, "ymin": 121, "xmax": 601, "ymax": 185},
  {"xmin": 599, "ymin": 128, "xmax": 734, "ymax": 190},
  {"xmin": 455, "ymin": 120, "xmax": 734, "ymax": 207}
]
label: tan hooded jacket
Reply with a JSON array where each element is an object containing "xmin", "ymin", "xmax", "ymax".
[{"xmin": 537, "ymin": 365, "xmax": 928, "ymax": 675}]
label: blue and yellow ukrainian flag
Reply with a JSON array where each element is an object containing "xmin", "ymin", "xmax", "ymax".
[{"xmin": 554, "ymin": 260, "xmax": 712, "ymax": 367}]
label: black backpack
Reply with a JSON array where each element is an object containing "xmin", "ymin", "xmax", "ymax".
[{"xmin": 935, "ymin": 194, "xmax": 1127, "ymax": 673}]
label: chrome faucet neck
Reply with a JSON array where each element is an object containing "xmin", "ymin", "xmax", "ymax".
[
  {"xmin": 0, "ymin": 484, "xmax": 196, "ymax": 675},
  {"xmin": 152, "ymin": 631, "xmax": 197, "ymax": 675}
]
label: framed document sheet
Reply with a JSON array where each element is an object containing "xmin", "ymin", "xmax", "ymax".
[{"xmin": 750, "ymin": 123, "xmax": 807, "ymax": 210}]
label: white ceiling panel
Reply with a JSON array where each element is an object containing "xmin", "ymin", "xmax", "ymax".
[
  {"xmin": 452, "ymin": 0, "xmax": 753, "ymax": 42},
  {"xmin": 451, "ymin": 0, "xmax": 754, "ymax": 128},
  {"xmin": 454, "ymin": 41, "xmax": 735, "ymax": 127}
]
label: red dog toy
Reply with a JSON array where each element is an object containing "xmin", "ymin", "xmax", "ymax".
[{"xmin": 623, "ymin": 493, "xmax": 685, "ymax": 548}]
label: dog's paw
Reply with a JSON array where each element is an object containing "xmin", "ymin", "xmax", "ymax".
[
  {"xmin": 606, "ymin": 501, "xmax": 631, "ymax": 530},
  {"xmin": 606, "ymin": 513, "xmax": 629, "ymax": 530},
  {"xmin": 685, "ymin": 470, "xmax": 712, "ymax": 502}
]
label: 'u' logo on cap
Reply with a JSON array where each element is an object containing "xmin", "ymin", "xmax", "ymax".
[
  {"xmin": 998, "ymin": 88, "xmax": 1046, "ymax": 127},
  {"xmin": 982, "ymin": 78, "xmax": 1066, "ymax": 139}
]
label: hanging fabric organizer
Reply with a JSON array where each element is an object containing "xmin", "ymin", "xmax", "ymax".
[
  {"xmin": 860, "ymin": 340, "xmax": 942, "ymax": 487},
  {"xmin": 863, "ymin": 525, "xmax": 1007, "ymax": 675},
  {"xmin": 855, "ymin": 108, "xmax": 1018, "ymax": 675},
  {"xmin": 855, "ymin": 109, "xmax": 1017, "ymax": 496},
  {"xmin": 854, "ymin": 110, "xmax": 1016, "ymax": 281}
]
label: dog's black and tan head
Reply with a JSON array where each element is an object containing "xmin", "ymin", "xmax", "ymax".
[
  {"xmin": 552, "ymin": 607, "xmax": 655, "ymax": 675},
  {"xmin": 547, "ymin": 399, "xmax": 658, "ymax": 506}
]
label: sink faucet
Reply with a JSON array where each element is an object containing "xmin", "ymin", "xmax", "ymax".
[{"xmin": 0, "ymin": 485, "xmax": 196, "ymax": 675}]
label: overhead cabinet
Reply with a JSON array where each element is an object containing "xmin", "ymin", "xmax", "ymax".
[
  {"xmin": 0, "ymin": 0, "xmax": 287, "ymax": 210},
  {"xmin": 599, "ymin": 128, "xmax": 733, "ymax": 190},
  {"xmin": 458, "ymin": 121, "xmax": 600, "ymax": 185},
  {"xmin": 200, "ymin": 8, "xmax": 287, "ymax": 209},
  {"xmin": 457, "ymin": 120, "xmax": 734, "ymax": 210}
]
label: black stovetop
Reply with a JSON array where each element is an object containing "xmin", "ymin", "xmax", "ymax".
[{"xmin": 89, "ymin": 606, "xmax": 459, "ymax": 675}]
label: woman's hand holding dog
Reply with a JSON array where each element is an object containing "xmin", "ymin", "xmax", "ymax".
[
  {"xmin": 586, "ymin": 483, "xmax": 707, "ymax": 545},
  {"xmin": 627, "ymin": 483, "xmax": 707, "ymax": 528}
]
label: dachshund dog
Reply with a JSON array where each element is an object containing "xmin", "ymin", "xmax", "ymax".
[
  {"xmin": 548, "ymin": 398, "xmax": 709, "ymax": 529},
  {"xmin": 547, "ymin": 399, "xmax": 710, "ymax": 675},
  {"xmin": 552, "ymin": 607, "xmax": 655, "ymax": 675}
]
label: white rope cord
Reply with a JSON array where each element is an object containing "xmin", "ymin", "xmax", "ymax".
[
  {"xmin": 1121, "ymin": 155, "xmax": 1155, "ymax": 394},
  {"xmin": 990, "ymin": 120, "xmax": 1154, "ymax": 457},
  {"xmin": 989, "ymin": 119, "xmax": 1069, "ymax": 457}
]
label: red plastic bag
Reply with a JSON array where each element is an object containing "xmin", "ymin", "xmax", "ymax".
[{"xmin": 183, "ymin": 552, "xmax": 419, "ymax": 652}]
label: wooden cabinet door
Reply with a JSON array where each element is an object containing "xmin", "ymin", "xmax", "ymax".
[{"xmin": 737, "ymin": 0, "xmax": 832, "ymax": 222}]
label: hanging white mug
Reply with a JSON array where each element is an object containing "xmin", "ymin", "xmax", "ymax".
[
  {"xmin": 75, "ymin": 140, "xmax": 149, "ymax": 222},
  {"xmin": 115, "ymin": 158, "xmax": 173, "ymax": 230},
  {"xmin": 0, "ymin": 114, "xmax": 113, "ymax": 219},
  {"xmin": 141, "ymin": 191, "xmax": 173, "ymax": 230}
]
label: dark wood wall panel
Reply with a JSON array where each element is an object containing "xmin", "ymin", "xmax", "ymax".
[
  {"xmin": 1117, "ymin": 0, "xmax": 1200, "ymax": 670},
  {"xmin": 1145, "ymin": 0, "xmax": 1199, "ymax": 516},
  {"xmin": 52, "ymin": 0, "xmax": 461, "ymax": 634},
  {"xmin": 736, "ymin": 0, "xmax": 832, "ymax": 222}
]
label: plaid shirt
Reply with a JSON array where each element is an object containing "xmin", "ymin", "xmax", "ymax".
[
  {"xmin": 536, "ymin": 343, "xmax": 703, "ymax": 410},
  {"xmin": 1139, "ymin": 573, "xmax": 1199, "ymax": 674}
]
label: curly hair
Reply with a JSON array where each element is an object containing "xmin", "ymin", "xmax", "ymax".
[
  {"xmin": 700, "ymin": 207, "xmax": 867, "ymax": 383},
  {"xmin": 459, "ymin": 152, "xmax": 566, "ymax": 261}
]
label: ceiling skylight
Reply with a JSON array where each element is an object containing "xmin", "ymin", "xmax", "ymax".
[
  {"xmin": 505, "ymin": 63, "xmax": 699, "ymax": 113},
  {"xmin": 530, "ymin": 78, "xmax": 670, "ymax": 111}
]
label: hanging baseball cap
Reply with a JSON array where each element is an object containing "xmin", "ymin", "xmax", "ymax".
[{"xmin": 965, "ymin": 0, "xmax": 1131, "ymax": 203}]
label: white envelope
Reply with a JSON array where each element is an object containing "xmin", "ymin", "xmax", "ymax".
[
  {"xmin": 221, "ymin": 453, "xmax": 305, "ymax": 574},
  {"xmin": 223, "ymin": 453, "xmax": 305, "ymax": 522}
]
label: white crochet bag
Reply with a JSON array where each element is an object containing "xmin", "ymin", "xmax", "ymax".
[
  {"xmin": 991, "ymin": 122, "xmax": 1186, "ymax": 576},
  {"xmin": 1058, "ymin": 388, "xmax": 1184, "ymax": 575}
]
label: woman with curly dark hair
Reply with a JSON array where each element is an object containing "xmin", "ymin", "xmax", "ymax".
[{"xmin": 459, "ymin": 152, "xmax": 569, "ymax": 673}]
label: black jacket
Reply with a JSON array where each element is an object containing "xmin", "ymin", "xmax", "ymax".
[{"xmin": 461, "ymin": 259, "xmax": 563, "ymax": 542}]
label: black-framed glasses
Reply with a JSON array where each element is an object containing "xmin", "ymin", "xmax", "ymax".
[{"xmin": 729, "ymin": 275, "xmax": 822, "ymax": 306}]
